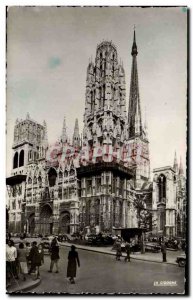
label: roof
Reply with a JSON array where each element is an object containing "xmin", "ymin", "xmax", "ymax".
[
  {"xmin": 6, "ymin": 175, "xmax": 26, "ymax": 186},
  {"xmin": 77, "ymin": 162, "xmax": 134, "ymax": 179}
]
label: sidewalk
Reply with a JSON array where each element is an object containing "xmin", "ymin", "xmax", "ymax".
[
  {"xmin": 6, "ymin": 276, "xmax": 41, "ymax": 294},
  {"xmin": 59, "ymin": 242, "xmax": 182, "ymax": 265}
]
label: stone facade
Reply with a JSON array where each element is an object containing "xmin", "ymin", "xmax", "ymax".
[{"xmin": 6, "ymin": 31, "xmax": 186, "ymax": 237}]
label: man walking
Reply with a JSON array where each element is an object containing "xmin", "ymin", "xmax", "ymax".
[
  {"xmin": 28, "ymin": 241, "xmax": 39, "ymax": 275},
  {"xmin": 161, "ymin": 242, "xmax": 167, "ymax": 262},
  {"xmin": 124, "ymin": 241, "xmax": 131, "ymax": 262}
]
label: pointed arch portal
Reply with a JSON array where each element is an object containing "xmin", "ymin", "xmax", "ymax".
[
  {"xmin": 39, "ymin": 204, "xmax": 53, "ymax": 235},
  {"xmin": 59, "ymin": 211, "xmax": 70, "ymax": 234}
]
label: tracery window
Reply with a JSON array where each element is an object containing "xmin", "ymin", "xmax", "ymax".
[{"xmin": 158, "ymin": 174, "xmax": 166, "ymax": 203}]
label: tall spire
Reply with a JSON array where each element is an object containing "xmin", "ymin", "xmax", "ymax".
[
  {"xmin": 131, "ymin": 27, "xmax": 138, "ymax": 56},
  {"xmin": 128, "ymin": 28, "xmax": 143, "ymax": 138},
  {"xmin": 179, "ymin": 156, "xmax": 184, "ymax": 175},
  {"xmin": 61, "ymin": 116, "xmax": 68, "ymax": 144},
  {"xmin": 173, "ymin": 151, "xmax": 178, "ymax": 173},
  {"xmin": 72, "ymin": 118, "xmax": 80, "ymax": 147},
  {"xmin": 42, "ymin": 120, "xmax": 48, "ymax": 147}
]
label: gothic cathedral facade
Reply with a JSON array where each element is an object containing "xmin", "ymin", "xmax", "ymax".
[{"xmin": 6, "ymin": 31, "xmax": 186, "ymax": 237}]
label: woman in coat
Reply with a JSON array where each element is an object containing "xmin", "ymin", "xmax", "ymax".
[
  {"xmin": 67, "ymin": 245, "xmax": 80, "ymax": 284},
  {"xmin": 48, "ymin": 238, "xmax": 60, "ymax": 273},
  {"xmin": 36, "ymin": 244, "xmax": 44, "ymax": 279},
  {"xmin": 115, "ymin": 240, "xmax": 122, "ymax": 261}
]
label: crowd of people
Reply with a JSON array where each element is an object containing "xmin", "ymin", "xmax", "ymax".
[{"xmin": 6, "ymin": 237, "xmax": 80, "ymax": 288}]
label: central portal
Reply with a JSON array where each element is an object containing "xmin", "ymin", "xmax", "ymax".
[
  {"xmin": 60, "ymin": 211, "xmax": 70, "ymax": 234},
  {"xmin": 40, "ymin": 204, "xmax": 53, "ymax": 235}
]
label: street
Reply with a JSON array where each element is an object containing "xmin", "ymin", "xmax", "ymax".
[{"xmin": 30, "ymin": 246, "xmax": 185, "ymax": 294}]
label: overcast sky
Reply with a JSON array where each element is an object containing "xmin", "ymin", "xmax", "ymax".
[{"xmin": 6, "ymin": 6, "xmax": 187, "ymax": 176}]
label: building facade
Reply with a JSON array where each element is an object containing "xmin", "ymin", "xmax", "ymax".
[{"xmin": 6, "ymin": 31, "xmax": 186, "ymax": 237}]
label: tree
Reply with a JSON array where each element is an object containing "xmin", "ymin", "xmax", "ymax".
[{"xmin": 134, "ymin": 194, "xmax": 151, "ymax": 230}]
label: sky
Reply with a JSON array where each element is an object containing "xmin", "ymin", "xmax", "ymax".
[{"xmin": 6, "ymin": 6, "xmax": 187, "ymax": 177}]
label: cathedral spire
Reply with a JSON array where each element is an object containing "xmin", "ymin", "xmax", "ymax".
[
  {"xmin": 72, "ymin": 118, "xmax": 80, "ymax": 147},
  {"xmin": 179, "ymin": 156, "xmax": 184, "ymax": 175},
  {"xmin": 173, "ymin": 151, "xmax": 178, "ymax": 173},
  {"xmin": 61, "ymin": 116, "xmax": 68, "ymax": 144},
  {"xmin": 131, "ymin": 27, "xmax": 138, "ymax": 56},
  {"xmin": 128, "ymin": 28, "xmax": 143, "ymax": 138},
  {"xmin": 42, "ymin": 120, "xmax": 48, "ymax": 149}
]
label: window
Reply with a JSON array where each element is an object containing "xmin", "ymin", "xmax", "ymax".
[
  {"xmin": 63, "ymin": 188, "xmax": 68, "ymax": 199},
  {"xmin": 70, "ymin": 169, "xmax": 75, "ymax": 177},
  {"xmin": 33, "ymin": 177, "xmax": 37, "ymax": 184},
  {"xmin": 59, "ymin": 171, "xmax": 63, "ymax": 181},
  {"xmin": 158, "ymin": 174, "xmax": 166, "ymax": 203},
  {"xmin": 64, "ymin": 170, "xmax": 68, "ymax": 177},
  {"xmin": 19, "ymin": 150, "xmax": 24, "ymax": 167},
  {"xmin": 28, "ymin": 177, "xmax": 32, "ymax": 184},
  {"xmin": 38, "ymin": 176, "xmax": 42, "ymax": 186},
  {"xmin": 13, "ymin": 152, "xmax": 18, "ymax": 169},
  {"xmin": 58, "ymin": 186, "xmax": 62, "ymax": 199},
  {"xmin": 87, "ymin": 179, "xmax": 92, "ymax": 195},
  {"xmin": 96, "ymin": 177, "xmax": 101, "ymax": 193},
  {"xmin": 48, "ymin": 168, "xmax": 57, "ymax": 187}
]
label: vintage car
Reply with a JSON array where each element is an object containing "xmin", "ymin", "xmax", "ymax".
[
  {"xmin": 176, "ymin": 253, "xmax": 186, "ymax": 267},
  {"xmin": 86, "ymin": 234, "xmax": 114, "ymax": 246},
  {"xmin": 145, "ymin": 242, "xmax": 161, "ymax": 253}
]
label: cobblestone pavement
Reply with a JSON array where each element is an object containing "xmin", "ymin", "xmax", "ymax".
[{"xmin": 30, "ymin": 246, "xmax": 185, "ymax": 294}]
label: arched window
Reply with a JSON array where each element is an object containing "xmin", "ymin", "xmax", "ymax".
[
  {"xmin": 102, "ymin": 84, "xmax": 105, "ymax": 107},
  {"xmin": 38, "ymin": 176, "xmax": 42, "ymax": 185},
  {"xmin": 158, "ymin": 174, "xmax": 166, "ymax": 203},
  {"xmin": 28, "ymin": 150, "xmax": 32, "ymax": 161},
  {"xmin": 64, "ymin": 170, "xmax": 68, "ymax": 177},
  {"xmin": 99, "ymin": 86, "xmax": 102, "ymax": 103},
  {"xmin": 19, "ymin": 149, "xmax": 24, "ymax": 167},
  {"xmin": 70, "ymin": 169, "xmax": 75, "ymax": 176},
  {"xmin": 28, "ymin": 177, "xmax": 32, "ymax": 184},
  {"xmin": 90, "ymin": 91, "xmax": 93, "ymax": 111},
  {"xmin": 13, "ymin": 152, "xmax": 18, "ymax": 169},
  {"xmin": 112, "ymin": 53, "xmax": 115, "ymax": 77},
  {"xmin": 33, "ymin": 177, "xmax": 37, "ymax": 184},
  {"xmin": 48, "ymin": 168, "xmax": 57, "ymax": 187},
  {"xmin": 59, "ymin": 171, "xmax": 63, "ymax": 181}
]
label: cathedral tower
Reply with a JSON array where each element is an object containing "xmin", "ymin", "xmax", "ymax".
[
  {"xmin": 83, "ymin": 41, "xmax": 127, "ymax": 152},
  {"xmin": 72, "ymin": 118, "xmax": 80, "ymax": 148}
]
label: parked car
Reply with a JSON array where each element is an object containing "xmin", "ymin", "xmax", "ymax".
[
  {"xmin": 86, "ymin": 233, "xmax": 114, "ymax": 246},
  {"xmin": 145, "ymin": 242, "xmax": 161, "ymax": 253},
  {"xmin": 57, "ymin": 235, "xmax": 68, "ymax": 242},
  {"xmin": 165, "ymin": 239, "xmax": 178, "ymax": 250},
  {"xmin": 176, "ymin": 253, "xmax": 186, "ymax": 267}
]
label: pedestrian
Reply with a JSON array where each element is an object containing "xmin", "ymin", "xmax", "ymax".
[
  {"xmin": 161, "ymin": 242, "xmax": 167, "ymax": 262},
  {"xmin": 36, "ymin": 244, "xmax": 44, "ymax": 279},
  {"xmin": 115, "ymin": 240, "xmax": 122, "ymax": 261},
  {"xmin": 6, "ymin": 239, "xmax": 11, "ymax": 287},
  {"xmin": 28, "ymin": 241, "xmax": 39, "ymax": 275},
  {"xmin": 6, "ymin": 240, "xmax": 18, "ymax": 280},
  {"xmin": 67, "ymin": 245, "xmax": 80, "ymax": 284},
  {"xmin": 48, "ymin": 238, "xmax": 60, "ymax": 273},
  {"xmin": 17, "ymin": 243, "xmax": 28, "ymax": 281},
  {"xmin": 124, "ymin": 241, "xmax": 131, "ymax": 262}
]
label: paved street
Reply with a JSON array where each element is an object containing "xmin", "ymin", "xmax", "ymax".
[{"xmin": 30, "ymin": 246, "xmax": 185, "ymax": 294}]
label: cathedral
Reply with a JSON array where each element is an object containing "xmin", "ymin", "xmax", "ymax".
[{"xmin": 6, "ymin": 31, "xmax": 186, "ymax": 238}]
